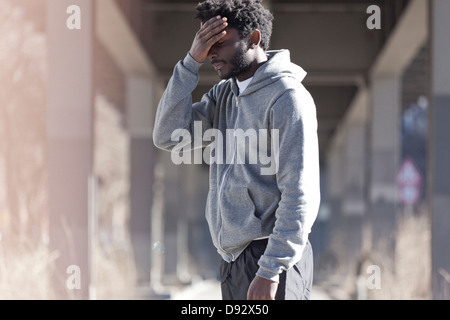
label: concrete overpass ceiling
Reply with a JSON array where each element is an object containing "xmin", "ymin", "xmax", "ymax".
[{"xmin": 138, "ymin": 0, "xmax": 410, "ymax": 159}]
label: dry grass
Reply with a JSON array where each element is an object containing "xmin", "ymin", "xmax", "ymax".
[
  {"xmin": 91, "ymin": 94, "xmax": 138, "ymax": 300},
  {"xmin": 367, "ymin": 211, "xmax": 431, "ymax": 299},
  {"xmin": 0, "ymin": 239, "xmax": 59, "ymax": 299},
  {"xmin": 0, "ymin": 238, "xmax": 138, "ymax": 300},
  {"xmin": 316, "ymin": 210, "xmax": 432, "ymax": 300},
  {"xmin": 0, "ymin": 1, "xmax": 138, "ymax": 300},
  {"xmin": 0, "ymin": 94, "xmax": 139, "ymax": 300},
  {"xmin": 92, "ymin": 242, "xmax": 138, "ymax": 300}
]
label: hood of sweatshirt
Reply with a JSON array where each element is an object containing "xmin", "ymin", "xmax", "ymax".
[{"xmin": 234, "ymin": 49, "xmax": 307, "ymax": 97}]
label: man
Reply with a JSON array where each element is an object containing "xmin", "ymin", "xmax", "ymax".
[{"xmin": 153, "ymin": 0, "xmax": 320, "ymax": 300}]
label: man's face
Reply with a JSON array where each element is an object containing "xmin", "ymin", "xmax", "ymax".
[{"xmin": 207, "ymin": 27, "xmax": 252, "ymax": 80}]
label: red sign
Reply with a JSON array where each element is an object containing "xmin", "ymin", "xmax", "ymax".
[{"xmin": 397, "ymin": 158, "xmax": 422, "ymax": 206}]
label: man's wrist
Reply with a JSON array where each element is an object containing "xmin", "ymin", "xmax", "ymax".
[
  {"xmin": 256, "ymin": 268, "xmax": 280, "ymax": 283},
  {"xmin": 184, "ymin": 52, "xmax": 204, "ymax": 72},
  {"xmin": 188, "ymin": 51, "xmax": 204, "ymax": 63}
]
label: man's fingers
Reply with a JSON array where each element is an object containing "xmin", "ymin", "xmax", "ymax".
[
  {"xmin": 199, "ymin": 20, "xmax": 227, "ymax": 39},
  {"xmin": 190, "ymin": 15, "xmax": 227, "ymax": 63},
  {"xmin": 198, "ymin": 16, "xmax": 227, "ymax": 38},
  {"xmin": 198, "ymin": 16, "xmax": 220, "ymax": 35},
  {"xmin": 202, "ymin": 21, "xmax": 227, "ymax": 44},
  {"xmin": 203, "ymin": 15, "xmax": 222, "ymax": 28},
  {"xmin": 207, "ymin": 30, "xmax": 226, "ymax": 45}
]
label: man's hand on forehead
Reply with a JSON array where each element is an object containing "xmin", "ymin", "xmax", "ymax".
[{"xmin": 190, "ymin": 15, "xmax": 228, "ymax": 63}]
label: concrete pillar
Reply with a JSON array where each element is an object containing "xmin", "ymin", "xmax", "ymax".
[
  {"xmin": 342, "ymin": 122, "xmax": 367, "ymax": 217},
  {"xmin": 369, "ymin": 75, "xmax": 401, "ymax": 257},
  {"xmin": 46, "ymin": 0, "xmax": 94, "ymax": 299},
  {"xmin": 126, "ymin": 76, "xmax": 156, "ymax": 286},
  {"xmin": 341, "ymin": 122, "xmax": 367, "ymax": 257},
  {"xmin": 430, "ymin": 0, "xmax": 450, "ymax": 299},
  {"xmin": 326, "ymin": 88, "xmax": 369, "ymax": 268},
  {"xmin": 326, "ymin": 134, "xmax": 345, "ymax": 246},
  {"xmin": 150, "ymin": 160, "xmax": 166, "ymax": 294}
]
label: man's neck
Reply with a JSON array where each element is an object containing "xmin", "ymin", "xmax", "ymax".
[{"xmin": 236, "ymin": 50, "xmax": 268, "ymax": 82}]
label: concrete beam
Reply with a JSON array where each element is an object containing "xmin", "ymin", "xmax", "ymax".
[
  {"xmin": 96, "ymin": 0, "xmax": 158, "ymax": 78},
  {"xmin": 329, "ymin": 87, "xmax": 368, "ymax": 154},
  {"xmin": 371, "ymin": 0, "xmax": 428, "ymax": 77}
]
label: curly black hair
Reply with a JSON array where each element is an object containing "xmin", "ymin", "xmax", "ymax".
[{"xmin": 194, "ymin": 0, "xmax": 274, "ymax": 51}]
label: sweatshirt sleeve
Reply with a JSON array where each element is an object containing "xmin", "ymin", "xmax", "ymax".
[
  {"xmin": 153, "ymin": 52, "xmax": 217, "ymax": 151},
  {"xmin": 256, "ymin": 87, "xmax": 321, "ymax": 283}
]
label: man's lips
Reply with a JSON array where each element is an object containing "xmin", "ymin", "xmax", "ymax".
[{"xmin": 212, "ymin": 61, "xmax": 225, "ymax": 71}]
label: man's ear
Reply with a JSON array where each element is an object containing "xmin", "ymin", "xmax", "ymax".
[{"xmin": 248, "ymin": 29, "xmax": 262, "ymax": 49}]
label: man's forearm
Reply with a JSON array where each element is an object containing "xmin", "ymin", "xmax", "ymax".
[{"xmin": 153, "ymin": 53, "xmax": 203, "ymax": 150}]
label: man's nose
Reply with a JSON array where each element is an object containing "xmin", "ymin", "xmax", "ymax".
[{"xmin": 208, "ymin": 45, "xmax": 218, "ymax": 61}]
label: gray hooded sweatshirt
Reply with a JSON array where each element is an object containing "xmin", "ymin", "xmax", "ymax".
[{"xmin": 153, "ymin": 49, "xmax": 321, "ymax": 282}]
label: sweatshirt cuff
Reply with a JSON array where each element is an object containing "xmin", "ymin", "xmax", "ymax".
[
  {"xmin": 256, "ymin": 267, "xmax": 280, "ymax": 283},
  {"xmin": 183, "ymin": 52, "xmax": 204, "ymax": 73}
]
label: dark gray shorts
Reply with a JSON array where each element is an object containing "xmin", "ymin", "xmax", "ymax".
[{"xmin": 220, "ymin": 239, "xmax": 313, "ymax": 300}]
